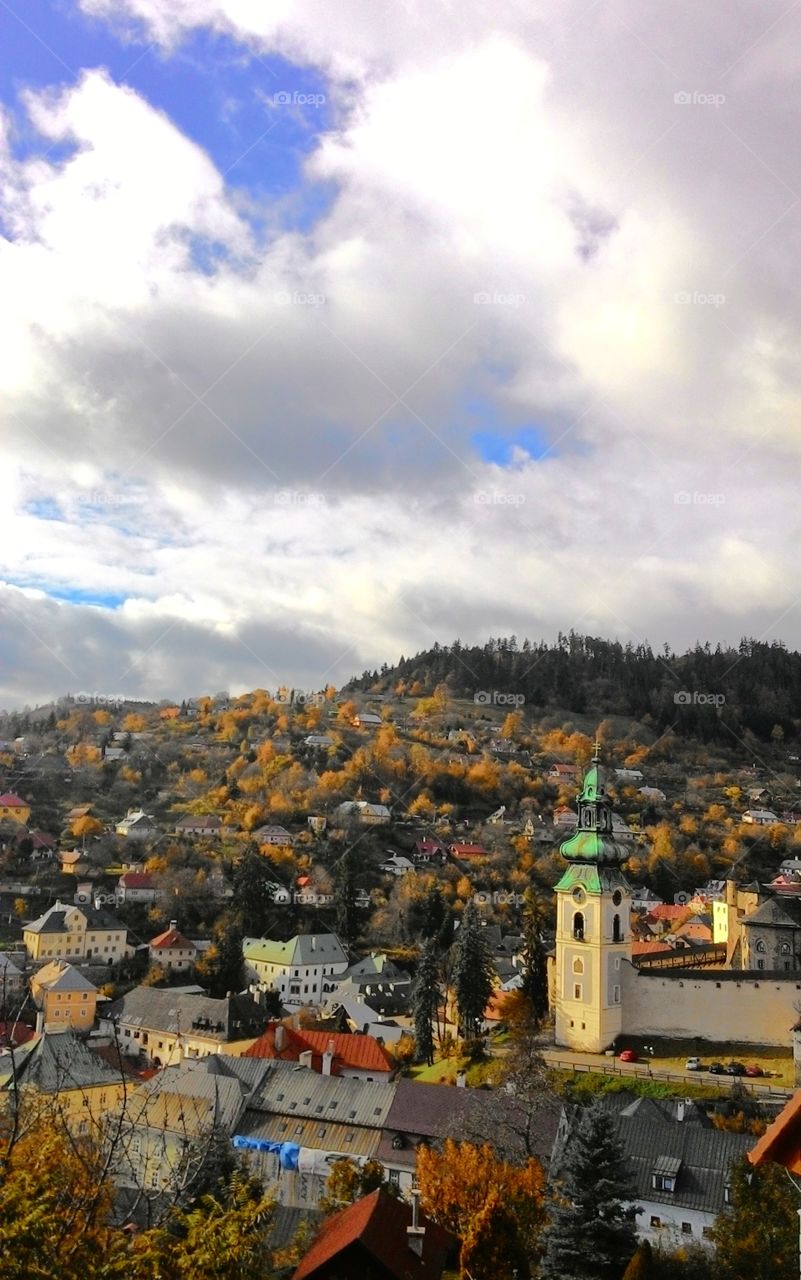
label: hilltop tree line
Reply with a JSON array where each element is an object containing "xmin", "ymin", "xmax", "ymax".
[{"xmin": 350, "ymin": 634, "xmax": 801, "ymax": 743}]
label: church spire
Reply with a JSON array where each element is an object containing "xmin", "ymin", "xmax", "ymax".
[{"xmin": 558, "ymin": 744, "xmax": 629, "ymax": 866}]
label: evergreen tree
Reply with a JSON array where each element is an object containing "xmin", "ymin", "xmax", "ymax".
[
  {"xmin": 232, "ymin": 850, "xmax": 278, "ymax": 937},
  {"xmin": 422, "ymin": 882, "xmax": 447, "ymax": 942},
  {"xmin": 540, "ymin": 1102, "xmax": 638, "ymax": 1280},
  {"xmin": 453, "ymin": 899, "xmax": 494, "ymax": 1042},
  {"xmin": 519, "ymin": 887, "xmax": 549, "ymax": 1025},
  {"xmin": 333, "ymin": 846, "xmax": 359, "ymax": 944},
  {"xmin": 199, "ymin": 914, "xmax": 246, "ymax": 999},
  {"xmin": 413, "ymin": 938, "xmax": 439, "ymax": 1065}
]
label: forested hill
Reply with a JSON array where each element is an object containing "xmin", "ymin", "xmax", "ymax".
[{"xmin": 348, "ymin": 634, "xmax": 801, "ymax": 744}]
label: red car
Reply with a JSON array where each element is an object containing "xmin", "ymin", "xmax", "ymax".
[
  {"xmin": 619, "ymin": 1049, "xmax": 638, "ymax": 1063},
  {"xmin": 745, "ymin": 1064, "xmax": 764, "ymax": 1077}
]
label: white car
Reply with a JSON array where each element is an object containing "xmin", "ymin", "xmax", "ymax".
[{"xmin": 685, "ymin": 1057, "xmax": 702, "ymax": 1071}]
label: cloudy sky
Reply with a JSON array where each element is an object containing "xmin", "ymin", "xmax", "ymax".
[{"xmin": 2, "ymin": 0, "xmax": 801, "ymax": 708}]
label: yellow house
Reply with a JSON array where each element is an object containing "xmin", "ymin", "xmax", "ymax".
[
  {"xmin": 0, "ymin": 792, "xmax": 31, "ymax": 824},
  {"xmin": 0, "ymin": 1027, "xmax": 129, "ymax": 1140},
  {"xmin": 30, "ymin": 960, "xmax": 98, "ymax": 1030},
  {"xmin": 23, "ymin": 900, "xmax": 129, "ymax": 964}
]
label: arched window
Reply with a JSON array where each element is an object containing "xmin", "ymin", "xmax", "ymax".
[
  {"xmin": 781, "ymin": 942, "xmax": 792, "ymax": 955},
  {"xmin": 572, "ymin": 957, "xmax": 584, "ymax": 975},
  {"xmin": 573, "ymin": 912, "xmax": 584, "ymax": 941},
  {"xmin": 612, "ymin": 914, "xmax": 622, "ymax": 943},
  {"xmin": 754, "ymin": 939, "xmax": 767, "ymax": 953}
]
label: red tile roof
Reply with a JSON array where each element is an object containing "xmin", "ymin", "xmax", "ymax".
[
  {"xmin": 150, "ymin": 925, "xmax": 196, "ymax": 951},
  {"xmin": 0, "ymin": 1021, "xmax": 36, "ymax": 1048},
  {"xmin": 749, "ymin": 1090, "xmax": 801, "ymax": 1173},
  {"xmin": 450, "ymin": 843, "xmax": 488, "ymax": 857},
  {"xmin": 119, "ymin": 872, "xmax": 155, "ymax": 889},
  {"xmin": 0, "ymin": 794, "xmax": 26, "ymax": 807},
  {"xmin": 244, "ymin": 1022, "xmax": 392, "ymax": 1074},
  {"xmin": 645, "ymin": 904, "xmax": 689, "ymax": 922},
  {"xmin": 291, "ymin": 1188, "xmax": 455, "ymax": 1280}
]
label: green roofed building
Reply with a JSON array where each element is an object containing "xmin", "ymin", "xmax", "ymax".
[
  {"xmin": 243, "ymin": 934, "xmax": 349, "ymax": 1007},
  {"xmin": 554, "ymin": 745, "xmax": 633, "ymax": 1053}
]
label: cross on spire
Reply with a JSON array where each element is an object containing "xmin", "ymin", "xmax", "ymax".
[{"xmin": 592, "ymin": 738, "xmax": 602, "ymax": 762}]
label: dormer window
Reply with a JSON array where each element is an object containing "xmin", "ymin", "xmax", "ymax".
[{"xmin": 652, "ymin": 1156, "xmax": 682, "ymax": 1193}]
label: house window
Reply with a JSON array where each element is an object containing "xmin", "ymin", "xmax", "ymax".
[
  {"xmin": 681, "ymin": 1223, "xmax": 693, "ymax": 1235},
  {"xmin": 388, "ymin": 1169, "xmax": 400, "ymax": 1186},
  {"xmin": 652, "ymin": 1175, "xmax": 676, "ymax": 1192},
  {"xmin": 781, "ymin": 942, "xmax": 792, "ymax": 955},
  {"xmin": 150, "ymin": 1171, "xmax": 160, "ymax": 1189},
  {"xmin": 757, "ymin": 960, "xmax": 765, "ymax": 971},
  {"xmin": 573, "ymin": 983, "xmax": 582, "ymax": 1001},
  {"xmin": 573, "ymin": 912, "xmax": 585, "ymax": 941},
  {"xmin": 650, "ymin": 1216, "xmax": 661, "ymax": 1229},
  {"xmin": 724, "ymin": 1184, "xmax": 731, "ymax": 1205},
  {"xmin": 755, "ymin": 939, "xmax": 767, "ymax": 953}
]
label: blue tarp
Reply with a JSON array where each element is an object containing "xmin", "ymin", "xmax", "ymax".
[{"xmin": 232, "ymin": 1135, "xmax": 299, "ymax": 1170}]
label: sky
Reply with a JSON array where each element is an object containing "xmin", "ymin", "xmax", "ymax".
[{"xmin": 2, "ymin": 1, "xmax": 801, "ymax": 708}]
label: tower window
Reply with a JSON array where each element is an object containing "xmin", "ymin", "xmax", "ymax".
[
  {"xmin": 573, "ymin": 983, "xmax": 582, "ymax": 1000},
  {"xmin": 612, "ymin": 984, "xmax": 621, "ymax": 1004},
  {"xmin": 613, "ymin": 914, "xmax": 622, "ymax": 943},
  {"xmin": 612, "ymin": 889, "xmax": 622, "ymax": 906},
  {"xmin": 572, "ymin": 958, "xmax": 584, "ymax": 975},
  {"xmin": 573, "ymin": 912, "xmax": 585, "ymax": 941}
]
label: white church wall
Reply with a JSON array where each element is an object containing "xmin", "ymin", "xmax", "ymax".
[{"xmin": 621, "ymin": 962, "xmax": 801, "ymax": 1046}]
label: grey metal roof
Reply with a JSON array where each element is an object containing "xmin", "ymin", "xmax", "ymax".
[
  {"xmin": 2, "ymin": 1028, "xmax": 125, "ymax": 1093},
  {"xmin": 561, "ymin": 1098, "xmax": 755, "ymax": 1216},
  {"xmin": 743, "ymin": 897, "xmax": 801, "ymax": 928},
  {"xmin": 105, "ymin": 986, "xmax": 267, "ymax": 1042},
  {"xmin": 236, "ymin": 1109, "xmax": 383, "ymax": 1159},
  {"xmin": 249, "ymin": 1064, "xmax": 396, "ymax": 1128},
  {"xmin": 25, "ymin": 900, "xmax": 126, "ymax": 935}
]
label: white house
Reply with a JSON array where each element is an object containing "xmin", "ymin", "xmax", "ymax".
[
  {"xmin": 615, "ymin": 768, "xmax": 644, "ymax": 782},
  {"xmin": 742, "ymin": 808, "xmax": 779, "ymax": 825},
  {"xmin": 174, "ymin": 815, "xmax": 224, "ymax": 837},
  {"xmin": 252, "ymin": 825, "xmax": 295, "ymax": 846},
  {"xmin": 116, "ymin": 811, "xmax": 159, "ymax": 840},
  {"xmin": 353, "ymin": 713, "xmax": 382, "ymax": 728},
  {"xmin": 378, "ymin": 854, "xmax": 414, "ymax": 877},
  {"xmin": 336, "ymin": 801, "xmax": 391, "ymax": 826},
  {"xmin": 304, "ymin": 734, "xmax": 334, "ymax": 748},
  {"xmin": 116, "ymin": 871, "xmax": 163, "ymax": 905},
  {"xmin": 243, "ymin": 933, "xmax": 349, "ymax": 1006}
]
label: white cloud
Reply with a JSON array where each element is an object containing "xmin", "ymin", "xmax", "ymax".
[{"xmin": 1, "ymin": 2, "xmax": 801, "ymax": 703}]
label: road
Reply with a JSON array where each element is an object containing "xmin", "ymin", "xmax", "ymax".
[{"xmin": 540, "ymin": 1046, "xmax": 792, "ymax": 1097}]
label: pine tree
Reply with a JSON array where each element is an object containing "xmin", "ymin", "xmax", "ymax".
[
  {"xmin": 453, "ymin": 899, "xmax": 494, "ymax": 1042},
  {"xmin": 540, "ymin": 1102, "xmax": 638, "ymax": 1280},
  {"xmin": 333, "ymin": 846, "xmax": 359, "ymax": 944},
  {"xmin": 519, "ymin": 887, "xmax": 549, "ymax": 1026},
  {"xmin": 413, "ymin": 938, "xmax": 439, "ymax": 1065}
]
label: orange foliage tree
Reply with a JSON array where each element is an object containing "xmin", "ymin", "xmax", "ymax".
[{"xmin": 416, "ymin": 1137, "xmax": 546, "ymax": 1261}]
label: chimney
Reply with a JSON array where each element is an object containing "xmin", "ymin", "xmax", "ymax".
[
  {"xmin": 169, "ymin": 920, "xmax": 177, "ymax": 932},
  {"xmin": 274, "ymin": 1023, "xmax": 286, "ymax": 1052},
  {"xmin": 322, "ymin": 1039, "xmax": 334, "ymax": 1076},
  {"xmin": 311, "ymin": 936, "xmax": 316, "ymax": 951},
  {"xmin": 456, "ymin": 1071, "xmax": 466, "ymax": 1088},
  {"xmin": 299, "ymin": 1049, "xmax": 314, "ymax": 1070},
  {"xmin": 407, "ymin": 1189, "xmax": 425, "ymax": 1258},
  {"xmin": 35, "ymin": 1010, "xmax": 44, "ymax": 1035},
  {"xmin": 676, "ymin": 1100, "xmax": 685, "ymax": 1122}
]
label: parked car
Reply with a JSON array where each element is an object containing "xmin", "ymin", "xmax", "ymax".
[
  {"xmin": 708, "ymin": 1062, "xmax": 726, "ymax": 1074},
  {"xmin": 745, "ymin": 1064, "xmax": 764, "ymax": 1077},
  {"xmin": 685, "ymin": 1057, "xmax": 702, "ymax": 1071},
  {"xmin": 618, "ymin": 1049, "xmax": 638, "ymax": 1063},
  {"xmin": 725, "ymin": 1062, "xmax": 747, "ymax": 1076}
]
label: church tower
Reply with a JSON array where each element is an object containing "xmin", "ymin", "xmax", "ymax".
[{"xmin": 553, "ymin": 745, "xmax": 632, "ymax": 1052}]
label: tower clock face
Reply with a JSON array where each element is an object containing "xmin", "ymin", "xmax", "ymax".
[{"xmin": 572, "ymin": 887, "xmax": 586, "ymax": 905}]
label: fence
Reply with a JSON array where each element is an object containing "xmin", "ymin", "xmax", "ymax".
[{"xmin": 543, "ymin": 1055, "xmax": 792, "ymax": 1098}]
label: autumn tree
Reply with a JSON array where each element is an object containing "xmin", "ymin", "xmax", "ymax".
[
  {"xmin": 319, "ymin": 1158, "xmax": 397, "ymax": 1214},
  {"xmin": 416, "ymin": 1137, "xmax": 546, "ymax": 1263},
  {"xmin": 540, "ymin": 1102, "xmax": 638, "ymax": 1280},
  {"xmin": 459, "ymin": 1185, "xmax": 532, "ymax": 1279},
  {"xmin": 197, "ymin": 913, "xmax": 246, "ymax": 999},
  {"xmin": 712, "ymin": 1157, "xmax": 800, "ymax": 1280}
]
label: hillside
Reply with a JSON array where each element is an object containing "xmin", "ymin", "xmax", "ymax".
[{"xmin": 347, "ymin": 633, "xmax": 801, "ymax": 744}]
